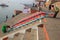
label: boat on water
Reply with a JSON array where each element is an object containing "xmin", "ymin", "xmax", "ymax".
[{"xmin": 0, "ymin": 4, "xmax": 8, "ymax": 7}]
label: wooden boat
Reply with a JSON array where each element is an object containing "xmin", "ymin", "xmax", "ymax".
[{"xmin": 0, "ymin": 4, "xmax": 8, "ymax": 7}]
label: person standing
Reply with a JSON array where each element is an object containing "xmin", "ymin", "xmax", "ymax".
[
  {"xmin": 51, "ymin": 5, "xmax": 59, "ymax": 18},
  {"xmin": 53, "ymin": 6, "xmax": 59, "ymax": 18},
  {"xmin": 6, "ymin": 15, "xmax": 8, "ymax": 21},
  {"xmin": 48, "ymin": 4, "xmax": 59, "ymax": 18},
  {"xmin": 49, "ymin": 4, "xmax": 52, "ymax": 10},
  {"xmin": 33, "ymin": 3, "xmax": 35, "ymax": 7}
]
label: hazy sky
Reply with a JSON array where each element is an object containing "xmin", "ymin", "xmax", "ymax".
[{"xmin": 0, "ymin": 0, "xmax": 36, "ymax": 4}]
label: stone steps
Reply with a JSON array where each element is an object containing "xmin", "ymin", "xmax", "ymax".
[
  {"xmin": 38, "ymin": 26, "xmax": 45, "ymax": 40},
  {"xmin": 23, "ymin": 28, "xmax": 37, "ymax": 40}
]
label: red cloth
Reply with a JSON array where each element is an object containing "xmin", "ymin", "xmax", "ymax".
[
  {"xmin": 41, "ymin": 12, "xmax": 46, "ymax": 16},
  {"xmin": 31, "ymin": 10, "xmax": 37, "ymax": 13}
]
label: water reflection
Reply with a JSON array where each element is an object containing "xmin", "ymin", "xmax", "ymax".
[{"xmin": 0, "ymin": 0, "xmax": 35, "ymax": 24}]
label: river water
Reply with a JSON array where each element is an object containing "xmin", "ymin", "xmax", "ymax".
[{"xmin": 0, "ymin": 0, "xmax": 35, "ymax": 24}]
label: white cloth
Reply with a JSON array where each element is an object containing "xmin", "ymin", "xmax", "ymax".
[
  {"xmin": 23, "ymin": 9, "xmax": 29, "ymax": 14},
  {"xmin": 23, "ymin": 8, "xmax": 31, "ymax": 14},
  {"xmin": 39, "ymin": 20, "xmax": 42, "ymax": 24}
]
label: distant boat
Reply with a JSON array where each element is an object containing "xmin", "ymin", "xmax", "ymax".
[{"xmin": 0, "ymin": 4, "xmax": 8, "ymax": 7}]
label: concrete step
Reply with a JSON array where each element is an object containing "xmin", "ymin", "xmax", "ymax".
[
  {"xmin": 38, "ymin": 27, "xmax": 45, "ymax": 40},
  {"xmin": 45, "ymin": 18, "xmax": 60, "ymax": 40},
  {"xmin": 31, "ymin": 29, "xmax": 37, "ymax": 40},
  {"xmin": 13, "ymin": 33, "xmax": 24, "ymax": 40},
  {"xmin": 23, "ymin": 28, "xmax": 37, "ymax": 40},
  {"xmin": 23, "ymin": 28, "xmax": 31, "ymax": 40}
]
